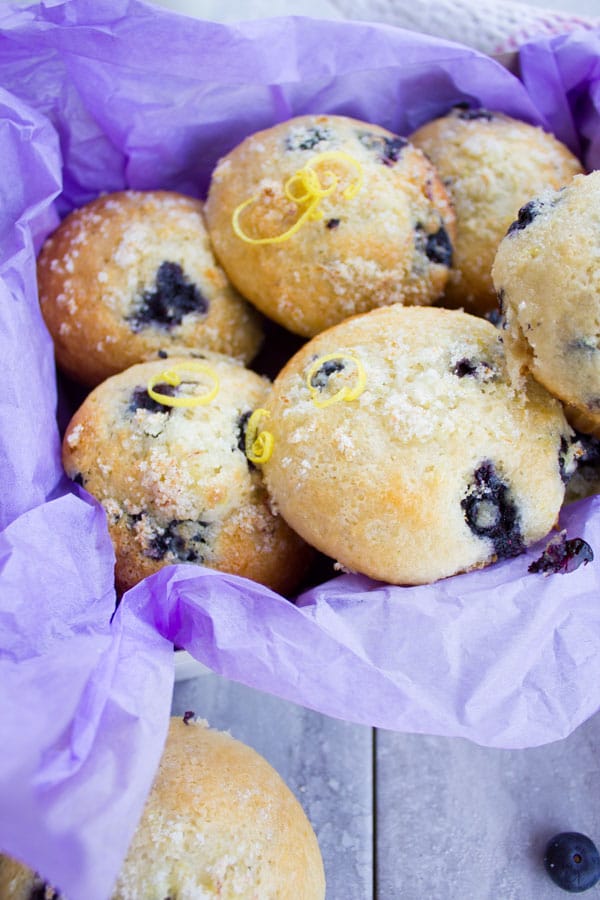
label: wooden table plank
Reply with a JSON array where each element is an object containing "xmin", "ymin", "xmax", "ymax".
[
  {"xmin": 172, "ymin": 672, "xmax": 374, "ymax": 900},
  {"xmin": 375, "ymin": 711, "xmax": 600, "ymax": 899}
]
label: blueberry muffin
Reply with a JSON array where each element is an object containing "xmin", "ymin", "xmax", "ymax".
[
  {"xmin": 258, "ymin": 305, "xmax": 575, "ymax": 585},
  {"xmin": 410, "ymin": 106, "xmax": 583, "ymax": 315},
  {"xmin": 38, "ymin": 190, "xmax": 263, "ymax": 386},
  {"xmin": 0, "ymin": 716, "xmax": 326, "ymax": 900},
  {"xmin": 204, "ymin": 114, "xmax": 456, "ymax": 337},
  {"xmin": 492, "ymin": 171, "xmax": 600, "ymax": 438},
  {"xmin": 62, "ymin": 353, "xmax": 311, "ymax": 594}
]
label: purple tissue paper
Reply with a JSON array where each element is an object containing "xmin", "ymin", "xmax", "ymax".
[{"xmin": 1, "ymin": 1, "xmax": 600, "ymax": 897}]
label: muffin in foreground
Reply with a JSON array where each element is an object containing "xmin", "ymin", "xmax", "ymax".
[
  {"xmin": 205, "ymin": 113, "xmax": 455, "ymax": 337},
  {"xmin": 410, "ymin": 106, "xmax": 583, "ymax": 315},
  {"xmin": 38, "ymin": 190, "xmax": 263, "ymax": 386},
  {"xmin": 259, "ymin": 305, "xmax": 575, "ymax": 585},
  {"xmin": 0, "ymin": 716, "xmax": 326, "ymax": 899},
  {"xmin": 492, "ymin": 171, "xmax": 600, "ymax": 438},
  {"xmin": 62, "ymin": 353, "xmax": 312, "ymax": 594}
]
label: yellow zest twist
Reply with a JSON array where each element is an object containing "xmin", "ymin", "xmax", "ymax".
[
  {"xmin": 306, "ymin": 352, "xmax": 367, "ymax": 409},
  {"xmin": 245, "ymin": 408, "xmax": 274, "ymax": 465},
  {"xmin": 232, "ymin": 150, "xmax": 364, "ymax": 245},
  {"xmin": 147, "ymin": 361, "xmax": 219, "ymax": 408}
]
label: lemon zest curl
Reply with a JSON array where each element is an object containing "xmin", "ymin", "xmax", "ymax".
[
  {"xmin": 245, "ymin": 408, "xmax": 274, "ymax": 465},
  {"xmin": 306, "ymin": 352, "xmax": 367, "ymax": 409},
  {"xmin": 147, "ymin": 361, "xmax": 219, "ymax": 408},
  {"xmin": 232, "ymin": 150, "xmax": 364, "ymax": 245}
]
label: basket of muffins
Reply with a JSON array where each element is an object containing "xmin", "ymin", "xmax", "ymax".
[
  {"xmin": 2, "ymin": 5, "xmax": 600, "ymax": 898},
  {"xmin": 36, "ymin": 108, "xmax": 594, "ymax": 594}
]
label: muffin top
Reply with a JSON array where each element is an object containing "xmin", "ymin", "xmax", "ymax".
[
  {"xmin": 260, "ymin": 304, "xmax": 573, "ymax": 584},
  {"xmin": 411, "ymin": 106, "xmax": 583, "ymax": 314},
  {"xmin": 38, "ymin": 190, "xmax": 263, "ymax": 385},
  {"xmin": 492, "ymin": 171, "xmax": 600, "ymax": 437},
  {"xmin": 205, "ymin": 114, "xmax": 455, "ymax": 337},
  {"xmin": 62, "ymin": 353, "xmax": 311, "ymax": 594}
]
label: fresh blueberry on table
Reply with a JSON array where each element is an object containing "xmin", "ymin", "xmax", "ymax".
[{"xmin": 544, "ymin": 832, "xmax": 600, "ymax": 893}]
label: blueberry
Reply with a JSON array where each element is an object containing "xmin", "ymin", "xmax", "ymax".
[
  {"xmin": 426, "ymin": 226, "xmax": 453, "ymax": 266},
  {"xmin": 285, "ymin": 126, "xmax": 332, "ymax": 151},
  {"xmin": 310, "ymin": 358, "xmax": 345, "ymax": 390},
  {"xmin": 380, "ymin": 135, "xmax": 408, "ymax": 166},
  {"xmin": 29, "ymin": 884, "xmax": 61, "ymax": 900},
  {"xmin": 415, "ymin": 223, "xmax": 453, "ymax": 267},
  {"xmin": 558, "ymin": 434, "xmax": 582, "ymax": 484},
  {"xmin": 461, "ymin": 461, "xmax": 524, "ymax": 559},
  {"xmin": 528, "ymin": 534, "xmax": 594, "ymax": 575},
  {"xmin": 485, "ymin": 308, "xmax": 503, "ymax": 327},
  {"xmin": 357, "ymin": 131, "xmax": 408, "ymax": 166},
  {"xmin": 451, "ymin": 357, "xmax": 496, "ymax": 381},
  {"xmin": 453, "ymin": 358, "xmax": 478, "ymax": 377},
  {"xmin": 544, "ymin": 832, "xmax": 600, "ymax": 892},
  {"xmin": 236, "ymin": 409, "xmax": 252, "ymax": 454},
  {"xmin": 144, "ymin": 518, "xmax": 210, "ymax": 563},
  {"xmin": 326, "ymin": 218, "xmax": 340, "ymax": 230},
  {"xmin": 569, "ymin": 336, "xmax": 599, "ymax": 354},
  {"xmin": 453, "ymin": 102, "xmax": 494, "ymax": 121},
  {"xmin": 235, "ymin": 408, "xmax": 257, "ymax": 470},
  {"xmin": 128, "ymin": 261, "xmax": 208, "ymax": 331},
  {"xmin": 507, "ymin": 200, "xmax": 540, "ymax": 235},
  {"xmin": 129, "ymin": 384, "xmax": 176, "ymax": 415}
]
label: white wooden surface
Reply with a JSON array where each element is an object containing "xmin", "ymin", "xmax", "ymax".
[
  {"xmin": 173, "ymin": 673, "xmax": 600, "ymax": 899},
  {"xmin": 376, "ymin": 720, "xmax": 600, "ymax": 899}
]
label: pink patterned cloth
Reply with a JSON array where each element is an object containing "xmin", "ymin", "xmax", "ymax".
[{"xmin": 329, "ymin": 0, "xmax": 599, "ymax": 55}]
